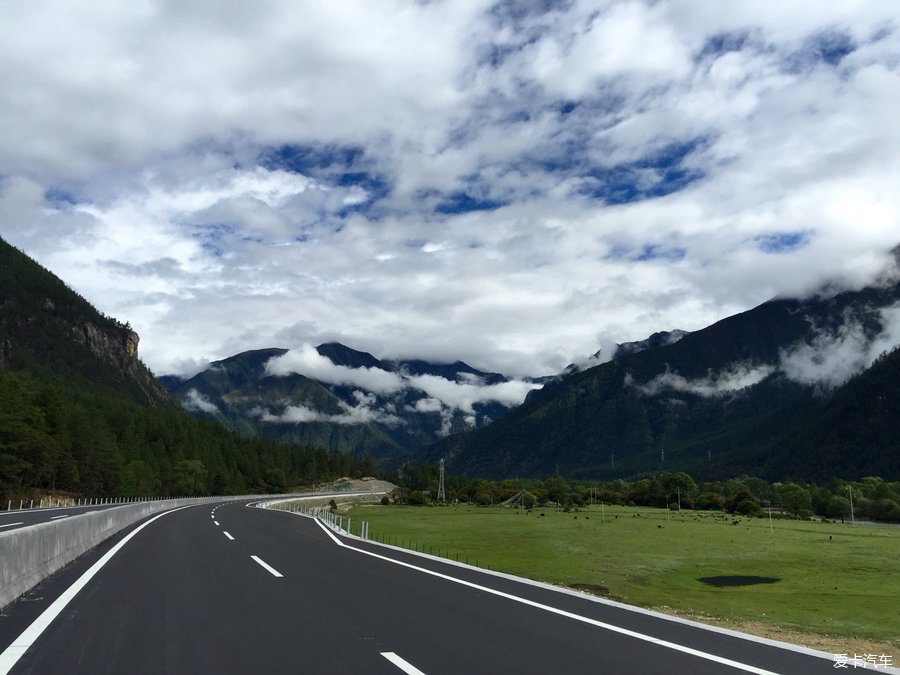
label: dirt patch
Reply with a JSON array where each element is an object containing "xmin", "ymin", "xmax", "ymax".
[
  {"xmin": 569, "ymin": 583, "xmax": 614, "ymax": 598},
  {"xmin": 697, "ymin": 575, "xmax": 780, "ymax": 587},
  {"xmin": 276, "ymin": 479, "xmax": 398, "ymax": 510},
  {"xmin": 330, "ymin": 477, "xmax": 398, "ymax": 494}
]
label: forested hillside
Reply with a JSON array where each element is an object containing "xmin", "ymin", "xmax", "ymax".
[
  {"xmin": 0, "ymin": 238, "xmax": 369, "ymax": 501},
  {"xmin": 431, "ymin": 279, "xmax": 900, "ymax": 482}
]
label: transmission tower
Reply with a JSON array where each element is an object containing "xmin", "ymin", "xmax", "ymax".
[{"xmin": 437, "ymin": 458, "xmax": 446, "ymax": 501}]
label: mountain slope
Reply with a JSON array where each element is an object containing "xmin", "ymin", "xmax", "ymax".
[
  {"xmin": 0, "ymin": 238, "xmax": 170, "ymax": 406},
  {"xmin": 0, "ymin": 237, "xmax": 367, "ymax": 501},
  {"xmin": 164, "ymin": 343, "xmax": 525, "ymax": 462},
  {"xmin": 431, "ymin": 278, "xmax": 900, "ymax": 481}
]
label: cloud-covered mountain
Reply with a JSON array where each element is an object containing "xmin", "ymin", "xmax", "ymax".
[
  {"xmin": 163, "ymin": 343, "xmax": 539, "ymax": 463},
  {"xmin": 430, "ymin": 268, "xmax": 900, "ymax": 482}
]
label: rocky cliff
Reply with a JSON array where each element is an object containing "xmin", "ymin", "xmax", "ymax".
[{"xmin": 0, "ymin": 238, "xmax": 171, "ymax": 407}]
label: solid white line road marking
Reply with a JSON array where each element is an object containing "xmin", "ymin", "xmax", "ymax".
[
  {"xmin": 223, "ymin": 531, "xmax": 234, "ymax": 540},
  {"xmin": 381, "ymin": 652, "xmax": 427, "ymax": 675},
  {"xmin": 50, "ymin": 515, "xmax": 69, "ymax": 520},
  {"xmin": 0, "ymin": 505, "xmax": 196, "ymax": 675},
  {"xmin": 250, "ymin": 555, "xmax": 283, "ymax": 577},
  {"xmin": 312, "ymin": 520, "xmax": 779, "ymax": 675},
  {"xmin": 0, "ymin": 522, "xmax": 24, "ymax": 529},
  {"xmin": 214, "ymin": 521, "xmax": 220, "ymax": 526}
]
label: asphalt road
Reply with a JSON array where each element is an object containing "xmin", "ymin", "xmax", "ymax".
[
  {"xmin": 0, "ymin": 502, "xmax": 853, "ymax": 674},
  {"xmin": 0, "ymin": 503, "xmax": 129, "ymax": 533},
  {"xmin": 0, "ymin": 490, "xmax": 379, "ymax": 534}
]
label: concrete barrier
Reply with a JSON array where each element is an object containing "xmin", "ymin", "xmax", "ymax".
[{"xmin": 0, "ymin": 496, "xmax": 261, "ymax": 609}]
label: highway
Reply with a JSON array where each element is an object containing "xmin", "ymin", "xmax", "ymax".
[
  {"xmin": 0, "ymin": 503, "xmax": 129, "ymax": 533},
  {"xmin": 0, "ymin": 502, "xmax": 849, "ymax": 674}
]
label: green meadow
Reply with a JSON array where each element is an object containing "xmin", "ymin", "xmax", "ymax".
[{"xmin": 347, "ymin": 503, "xmax": 899, "ymax": 649}]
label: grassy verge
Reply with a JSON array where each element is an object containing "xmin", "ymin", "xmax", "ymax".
[{"xmin": 348, "ymin": 502, "xmax": 899, "ymax": 653}]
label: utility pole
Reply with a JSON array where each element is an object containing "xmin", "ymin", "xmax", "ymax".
[
  {"xmin": 661, "ymin": 448, "xmax": 665, "ymax": 463},
  {"xmin": 848, "ymin": 484, "xmax": 855, "ymax": 525},
  {"xmin": 677, "ymin": 485, "xmax": 681, "ymax": 510},
  {"xmin": 611, "ymin": 453, "xmax": 615, "ymax": 470},
  {"xmin": 437, "ymin": 458, "xmax": 446, "ymax": 502}
]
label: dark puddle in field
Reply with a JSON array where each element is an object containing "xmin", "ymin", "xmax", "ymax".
[{"xmin": 697, "ymin": 576, "xmax": 781, "ymax": 587}]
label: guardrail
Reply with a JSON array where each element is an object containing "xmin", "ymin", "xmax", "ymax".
[
  {"xmin": 258, "ymin": 499, "xmax": 372, "ymax": 540},
  {"xmin": 5, "ymin": 496, "xmax": 167, "ymax": 511},
  {"xmin": 0, "ymin": 495, "xmax": 265, "ymax": 609}
]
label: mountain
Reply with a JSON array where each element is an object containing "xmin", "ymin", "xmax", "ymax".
[
  {"xmin": 430, "ymin": 275, "xmax": 900, "ymax": 482},
  {"xmin": 0, "ymin": 238, "xmax": 170, "ymax": 406},
  {"xmin": 553, "ymin": 329, "xmax": 690, "ymax": 380},
  {"xmin": 163, "ymin": 343, "xmax": 525, "ymax": 463},
  {"xmin": 0, "ymin": 237, "xmax": 367, "ymax": 501}
]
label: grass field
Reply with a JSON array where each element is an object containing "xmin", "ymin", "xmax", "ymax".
[{"xmin": 346, "ymin": 502, "xmax": 899, "ymax": 651}]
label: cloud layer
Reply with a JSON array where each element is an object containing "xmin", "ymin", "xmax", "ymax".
[
  {"xmin": 628, "ymin": 303, "xmax": 900, "ymax": 397},
  {"xmin": 263, "ymin": 344, "xmax": 540, "ymax": 415},
  {"xmin": 1, "ymin": 2, "xmax": 899, "ymax": 377}
]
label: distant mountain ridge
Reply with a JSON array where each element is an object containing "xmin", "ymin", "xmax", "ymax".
[
  {"xmin": 430, "ymin": 273, "xmax": 900, "ymax": 482},
  {"xmin": 163, "ymin": 342, "xmax": 528, "ymax": 463}
]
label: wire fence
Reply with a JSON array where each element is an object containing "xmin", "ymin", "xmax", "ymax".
[{"xmin": 262, "ymin": 500, "xmax": 488, "ymax": 570}]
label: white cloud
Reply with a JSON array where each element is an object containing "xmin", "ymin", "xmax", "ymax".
[
  {"xmin": 182, "ymin": 389, "xmax": 220, "ymax": 414},
  {"xmin": 258, "ymin": 390, "xmax": 401, "ymax": 426},
  {"xmin": 407, "ymin": 374, "xmax": 541, "ymax": 414},
  {"xmin": 263, "ymin": 345, "xmax": 541, "ymax": 416},
  {"xmin": 628, "ymin": 363, "xmax": 776, "ymax": 398},
  {"xmin": 628, "ymin": 303, "xmax": 900, "ymax": 396},
  {"xmin": 0, "ymin": 1, "xmax": 898, "ymax": 381},
  {"xmin": 412, "ymin": 397, "xmax": 444, "ymax": 413},
  {"xmin": 780, "ymin": 303, "xmax": 900, "ymax": 388},
  {"xmin": 265, "ymin": 344, "xmax": 405, "ymax": 393}
]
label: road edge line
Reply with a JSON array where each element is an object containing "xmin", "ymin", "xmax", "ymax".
[
  {"xmin": 312, "ymin": 518, "xmax": 781, "ymax": 674},
  {"xmin": 0, "ymin": 505, "xmax": 195, "ymax": 675}
]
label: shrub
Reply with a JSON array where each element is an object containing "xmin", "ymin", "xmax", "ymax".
[
  {"xmin": 696, "ymin": 492, "xmax": 725, "ymax": 510},
  {"xmin": 734, "ymin": 499, "xmax": 762, "ymax": 516}
]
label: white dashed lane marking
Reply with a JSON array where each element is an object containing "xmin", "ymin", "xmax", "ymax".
[{"xmin": 250, "ymin": 556, "xmax": 283, "ymax": 578}]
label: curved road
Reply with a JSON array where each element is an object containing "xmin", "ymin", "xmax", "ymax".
[{"xmin": 0, "ymin": 503, "xmax": 856, "ymax": 674}]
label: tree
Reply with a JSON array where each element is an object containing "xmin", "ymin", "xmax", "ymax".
[
  {"xmin": 173, "ymin": 459, "xmax": 207, "ymax": 496},
  {"xmin": 696, "ymin": 492, "xmax": 725, "ymax": 510},
  {"xmin": 544, "ymin": 476, "xmax": 570, "ymax": 505},
  {"xmin": 824, "ymin": 495, "xmax": 851, "ymax": 520},
  {"xmin": 473, "ymin": 492, "xmax": 491, "ymax": 506},
  {"xmin": 777, "ymin": 483, "xmax": 812, "ymax": 518}
]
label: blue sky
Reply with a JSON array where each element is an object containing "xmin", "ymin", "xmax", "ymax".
[{"xmin": 0, "ymin": 0, "xmax": 898, "ymax": 379}]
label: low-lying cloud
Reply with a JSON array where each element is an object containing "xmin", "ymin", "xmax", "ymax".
[
  {"xmin": 257, "ymin": 390, "xmax": 402, "ymax": 426},
  {"xmin": 405, "ymin": 373, "xmax": 540, "ymax": 414},
  {"xmin": 780, "ymin": 303, "xmax": 900, "ymax": 388},
  {"xmin": 629, "ymin": 303, "xmax": 900, "ymax": 396},
  {"xmin": 264, "ymin": 344, "xmax": 541, "ymax": 414},
  {"xmin": 265, "ymin": 344, "xmax": 405, "ymax": 393},
  {"xmin": 182, "ymin": 389, "xmax": 220, "ymax": 414},
  {"xmin": 627, "ymin": 364, "xmax": 775, "ymax": 397}
]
